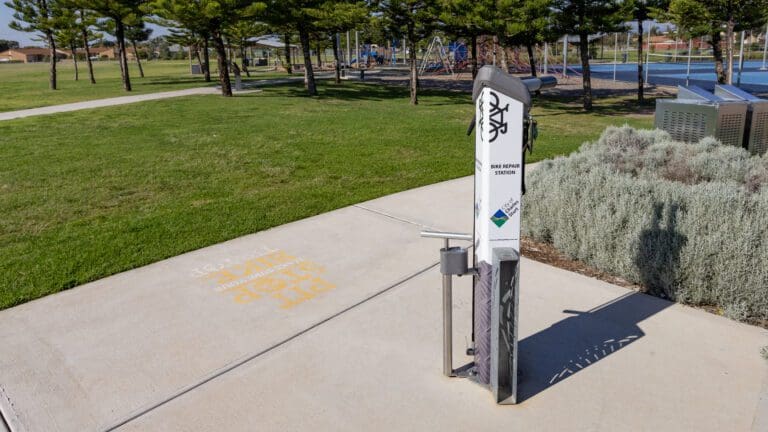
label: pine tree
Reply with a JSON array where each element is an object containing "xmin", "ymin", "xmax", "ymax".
[
  {"xmin": 667, "ymin": 0, "xmax": 768, "ymax": 84},
  {"xmin": 375, "ymin": 0, "xmax": 441, "ymax": 105},
  {"xmin": 150, "ymin": 0, "xmax": 257, "ymax": 96},
  {"xmin": 311, "ymin": 1, "xmax": 368, "ymax": 84},
  {"xmin": 72, "ymin": 0, "xmax": 147, "ymax": 91},
  {"xmin": 552, "ymin": 0, "xmax": 631, "ymax": 110},
  {"xmin": 5, "ymin": 0, "xmax": 61, "ymax": 89},
  {"xmin": 499, "ymin": 0, "xmax": 553, "ymax": 76},
  {"xmin": 439, "ymin": 0, "xmax": 495, "ymax": 79}
]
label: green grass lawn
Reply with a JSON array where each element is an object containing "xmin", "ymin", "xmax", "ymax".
[
  {"xmin": 0, "ymin": 82, "xmax": 652, "ymax": 309},
  {"xmin": 0, "ymin": 60, "xmax": 287, "ymax": 112}
]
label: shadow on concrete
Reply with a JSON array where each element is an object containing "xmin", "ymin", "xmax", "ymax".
[
  {"xmin": 518, "ymin": 202, "xmax": 686, "ymax": 402},
  {"xmin": 517, "ymin": 291, "xmax": 673, "ymax": 402}
]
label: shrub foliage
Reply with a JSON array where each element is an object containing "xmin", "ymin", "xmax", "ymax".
[{"xmin": 524, "ymin": 126, "xmax": 768, "ymax": 321}]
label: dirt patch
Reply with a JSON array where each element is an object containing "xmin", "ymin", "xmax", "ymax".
[
  {"xmin": 364, "ymin": 67, "xmax": 676, "ymax": 104},
  {"xmin": 521, "ymin": 236, "xmax": 641, "ymax": 290}
]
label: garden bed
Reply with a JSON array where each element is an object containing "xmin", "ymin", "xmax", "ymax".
[{"xmin": 523, "ymin": 126, "xmax": 768, "ymax": 324}]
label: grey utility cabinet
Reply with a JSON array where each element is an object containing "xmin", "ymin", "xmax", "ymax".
[
  {"xmin": 714, "ymin": 85, "xmax": 768, "ymax": 156},
  {"xmin": 655, "ymin": 85, "xmax": 748, "ymax": 148}
]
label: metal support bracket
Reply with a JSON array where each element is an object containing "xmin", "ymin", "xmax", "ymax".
[{"xmin": 420, "ymin": 231, "xmax": 476, "ymax": 378}]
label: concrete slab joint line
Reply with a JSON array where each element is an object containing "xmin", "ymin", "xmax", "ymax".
[
  {"xmin": 0, "ymin": 385, "xmax": 19, "ymax": 432},
  {"xmin": 99, "ymin": 262, "xmax": 440, "ymax": 432},
  {"xmin": 353, "ymin": 204, "xmax": 431, "ymax": 228},
  {"xmin": 753, "ymin": 372, "xmax": 768, "ymax": 431}
]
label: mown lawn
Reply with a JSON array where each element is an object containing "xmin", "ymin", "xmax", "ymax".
[
  {"xmin": 0, "ymin": 60, "xmax": 287, "ymax": 112},
  {"xmin": 0, "ymin": 82, "xmax": 652, "ymax": 309}
]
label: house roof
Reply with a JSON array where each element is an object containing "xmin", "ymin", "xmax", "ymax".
[
  {"xmin": 90, "ymin": 46, "xmax": 114, "ymax": 53},
  {"xmin": 0, "ymin": 47, "xmax": 55, "ymax": 56}
]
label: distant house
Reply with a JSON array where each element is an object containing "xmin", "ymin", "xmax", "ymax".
[
  {"xmin": 89, "ymin": 46, "xmax": 117, "ymax": 60},
  {"xmin": 0, "ymin": 47, "xmax": 68, "ymax": 63}
]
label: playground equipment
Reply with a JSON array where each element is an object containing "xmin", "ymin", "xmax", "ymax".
[
  {"xmin": 418, "ymin": 36, "xmax": 455, "ymax": 77},
  {"xmin": 655, "ymin": 85, "xmax": 748, "ymax": 149},
  {"xmin": 422, "ymin": 66, "xmax": 557, "ymax": 404}
]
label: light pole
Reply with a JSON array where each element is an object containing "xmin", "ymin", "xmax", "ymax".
[{"xmin": 762, "ymin": 23, "xmax": 768, "ymax": 70}]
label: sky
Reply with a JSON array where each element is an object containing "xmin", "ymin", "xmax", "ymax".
[
  {"xmin": 1, "ymin": 4, "xmax": 168, "ymax": 46},
  {"xmin": 2, "ymin": 4, "xmax": 670, "ymax": 48},
  {"xmin": 0, "ymin": 4, "xmax": 35, "ymax": 45}
]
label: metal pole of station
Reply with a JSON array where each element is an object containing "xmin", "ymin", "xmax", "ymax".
[
  {"xmin": 737, "ymin": 31, "xmax": 746, "ymax": 86},
  {"xmin": 355, "ymin": 31, "xmax": 359, "ymax": 69},
  {"xmin": 613, "ymin": 33, "xmax": 618, "ymax": 81},
  {"xmin": 441, "ymin": 237, "xmax": 452, "ymax": 377},
  {"xmin": 762, "ymin": 24, "xmax": 768, "ymax": 70},
  {"xmin": 686, "ymin": 39, "xmax": 693, "ymax": 86},
  {"xmin": 543, "ymin": 42, "xmax": 548, "ymax": 74}
]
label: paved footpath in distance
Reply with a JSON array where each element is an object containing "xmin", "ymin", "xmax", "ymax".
[
  {"xmin": 0, "ymin": 175, "xmax": 766, "ymax": 432},
  {"xmin": 0, "ymin": 72, "xmax": 343, "ymax": 122},
  {"xmin": 0, "ymin": 87, "xmax": 221, "ymax": 121}
]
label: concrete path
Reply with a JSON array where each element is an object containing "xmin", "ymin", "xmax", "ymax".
[
  {"xmin": 0, "ymin": 70, "xmax": 378, "ymax": 122},
  {"xmin": 0, "ymin": 176, "xmax": 766, "ymax": 432},
  {"xmin": 0, "ymin": 88, "xmax": 221, "ymax": 121}
]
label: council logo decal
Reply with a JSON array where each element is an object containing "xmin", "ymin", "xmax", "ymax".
[{"xmin": 491, "ymin": 209, "xmax": 509, "ymax": 227}]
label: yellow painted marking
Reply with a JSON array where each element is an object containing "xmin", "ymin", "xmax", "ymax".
[{"xmin": 205, "ymin": 249, "xmax": 336, "ymax": 309}]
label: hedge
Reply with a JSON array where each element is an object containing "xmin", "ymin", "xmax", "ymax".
[{"xmin": 524, "ymin": 126, "xmax": 768, "ymax": 322}]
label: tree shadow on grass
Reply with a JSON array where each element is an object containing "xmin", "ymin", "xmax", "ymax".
[
  {"xmin": 250, "ymin": 81, "xmax": 470, "ymax": 105},
  {"xmin": 533, "ymin": 95, "xmax": 662, "ymax": 117},
  {"xmin": 517, "ymin": 202, "xmax": 685, "ymax": 402}
]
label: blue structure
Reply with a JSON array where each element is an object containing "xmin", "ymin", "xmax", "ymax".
[{"xmin": 570, "ymin": 60, "xmax": 768, "ymax": 93}]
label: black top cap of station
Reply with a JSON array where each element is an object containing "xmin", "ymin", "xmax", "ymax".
[{"xmin": 472, "ymin": 66, "xmax": 532, "ymax": 109}]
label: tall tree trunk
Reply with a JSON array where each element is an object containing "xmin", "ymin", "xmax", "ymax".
[
  {"xmin": 115, "ymin": 20, "xmax": 132, "ymax": 91},
  {"xmin": 203, "ymin": 37, "xmax": 211, "ymax": 82},
  {"xmin": 500, "ymin": 42, "xmax": 508, "ymax": 72},
  {"xmin": 471, "ymin": 34, "xmax": 478, "ymax": 79},
  {"xmin": 332, "ymin": 33, "xmax": 341, "ymax": 84},
  {"xmin": 637, "ymin": 18, "xmax": 644, "ymax": 104},
  {"xmin": 212, "ymin": 31, "xmax": 232, "ymax": 96},
  {"xmin": 298, "ymin": 27, "xmax": 317, "ymax": 96},
  {"xmin": 240, "ymin": 46, "xmax": 250, "ymax": 77},
  {"xmin": 82, "ymin": 27, "xmax": 95, "ymax": 84},
  {"xmin": 131, "ymin": 39, "xmax": 144, "ymax": 78},
  {"xmin": 283, "ymin": 33, "xmax": 293, "ymax": 74},
  {"xmin": 711, "ymin": 32, "xmax": 726, "ymax": 84},
  {"xmin": 46, "ymin": 31, "xmax": 57, "ymax": 90},
  {"xmin": 725, "ymin": 19, "xmax": 734, "ymax": 84},
  {"xmin": 579, "ymin": 32, "xmax": 593, "ymax": 110},
  {"xmin": 316, "ymin": 41, "xmax": 322, "ymax": 68},
  {"xmin": 408, "ymin": 31, "xmax": 418, "ymax": 105},
  {"xmin": 41, "ymin": 0, "xmax": 56, "ymax": 90},
  {"xmin": 71, "ymin": 43, "xmax": 79, "ymax": 80},
  {"xmin": 527, "ymin": 43, "xmax": 537, "ymax": 77}
]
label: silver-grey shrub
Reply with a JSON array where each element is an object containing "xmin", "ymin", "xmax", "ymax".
[{"xmin": 524, "ymin": 126, "xmax": 768, "ymax": 321}]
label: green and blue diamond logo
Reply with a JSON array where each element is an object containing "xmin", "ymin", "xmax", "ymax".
[{"xmin": 491, "ymin": 209, "xmax": 509, "ymax": 228}]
